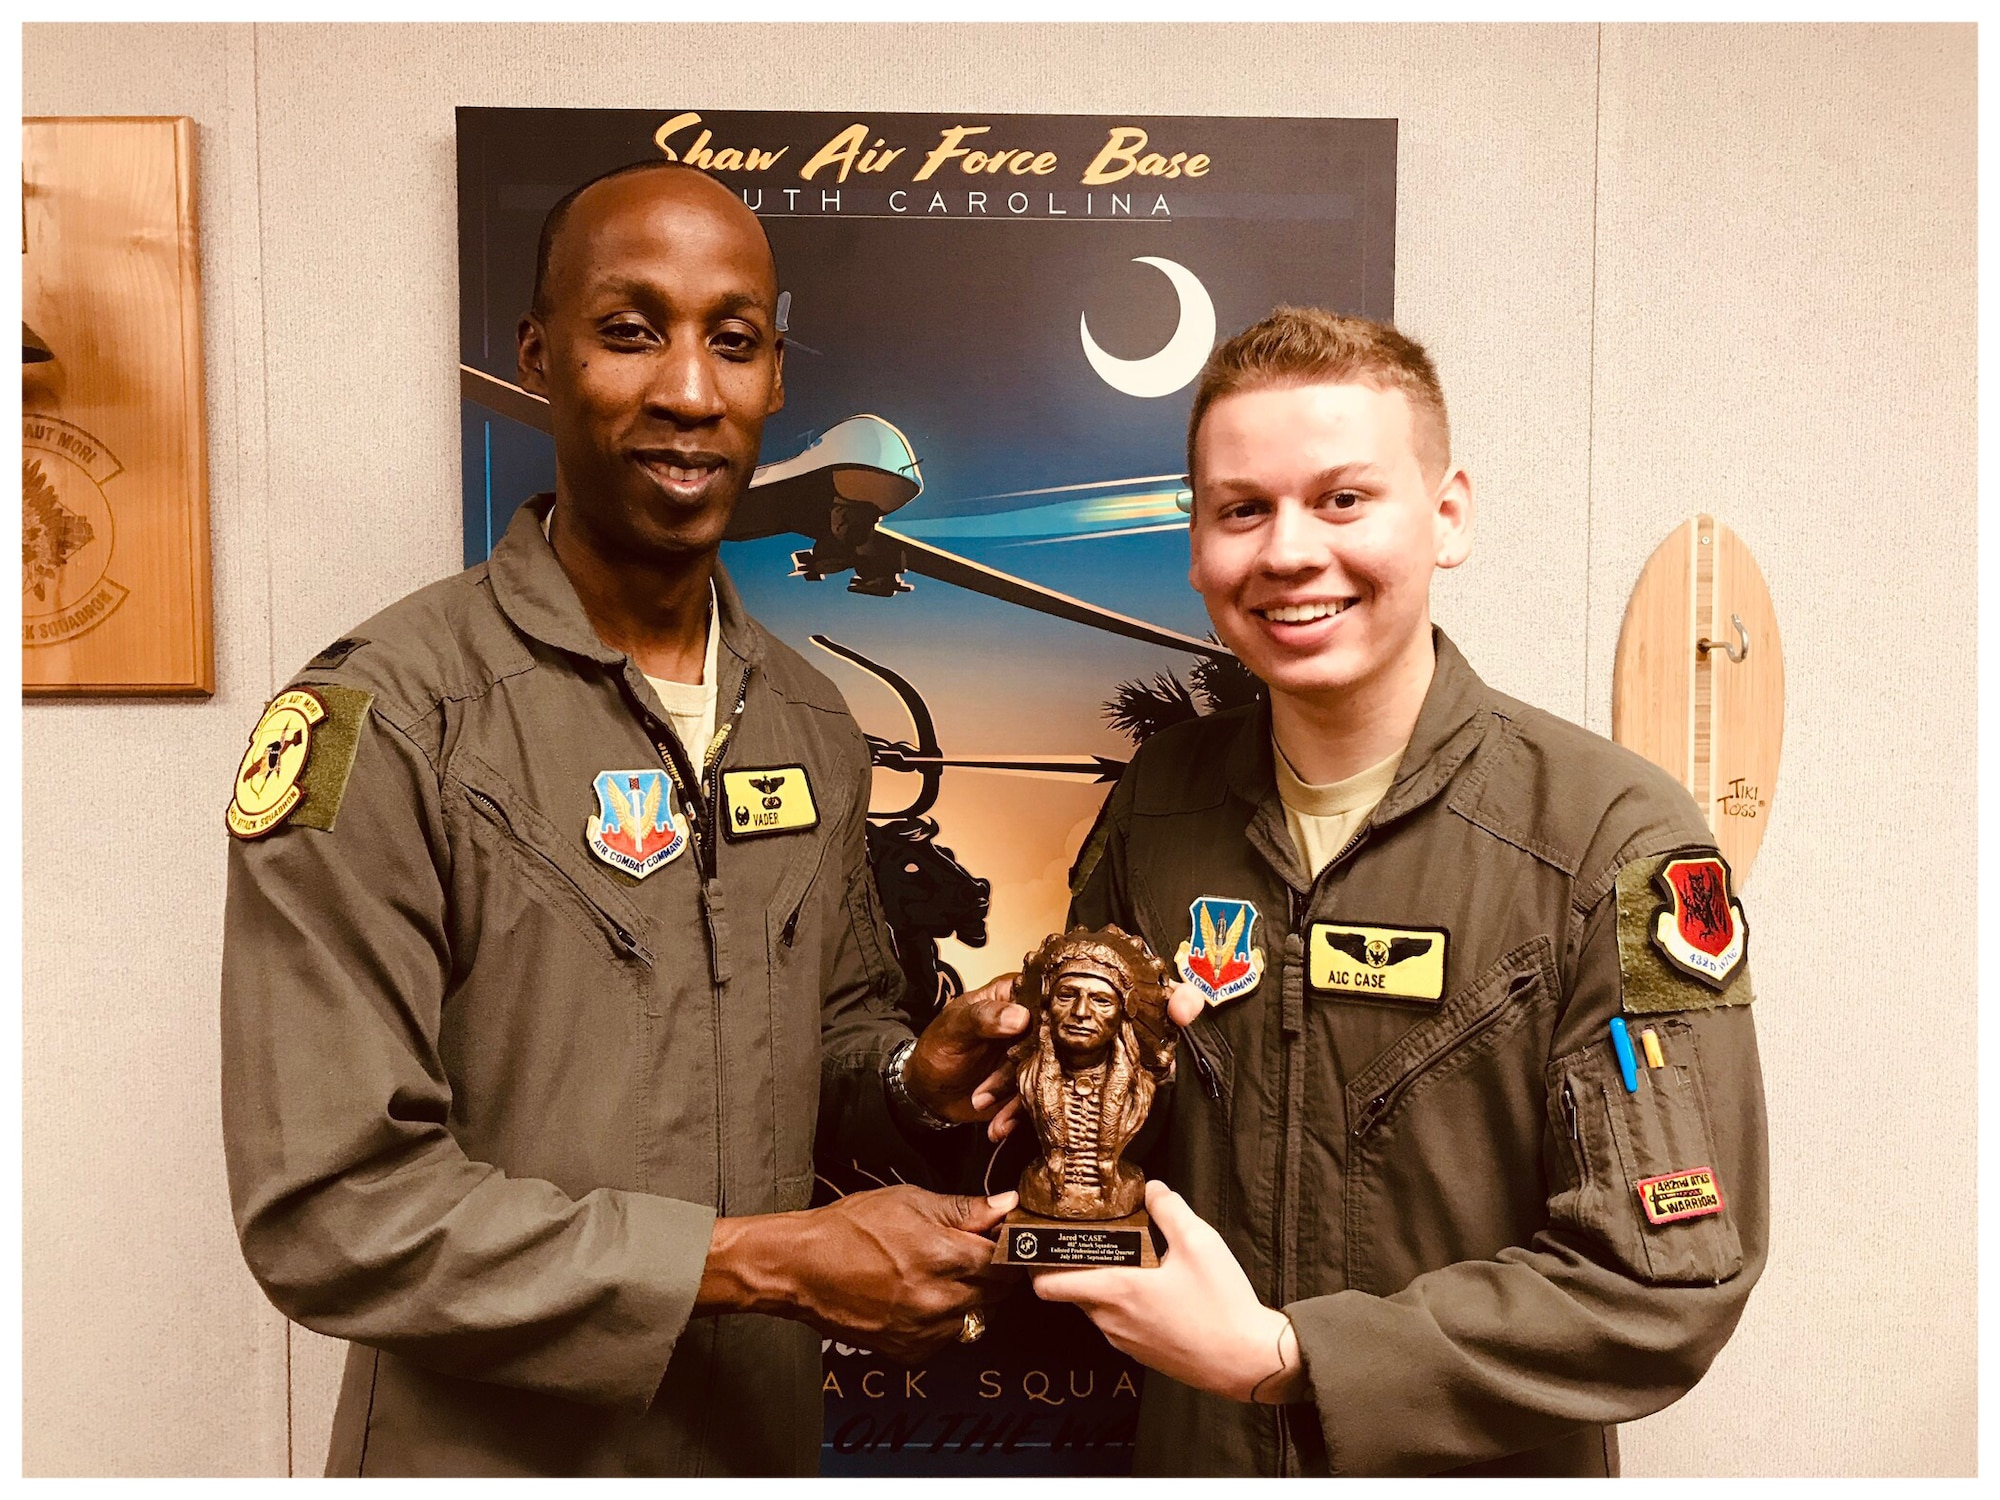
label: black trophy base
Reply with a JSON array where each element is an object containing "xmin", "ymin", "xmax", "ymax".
[{"xmin": 992, "ymin": 1207, "xmax": 1159, "ymax": 1269}]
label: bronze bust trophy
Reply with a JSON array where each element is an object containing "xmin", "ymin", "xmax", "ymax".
[{"xmin": 995, "ymin": 925, "xmax": 1175, "ymax": 1268}]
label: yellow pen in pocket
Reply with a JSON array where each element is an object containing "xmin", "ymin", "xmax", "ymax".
[{"xmin": 1640, "ymin": 1027, "xmax": 1665, "ymax": 1070}]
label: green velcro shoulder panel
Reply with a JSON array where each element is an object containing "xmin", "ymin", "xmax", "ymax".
[
  {"xmin": 1616, "ymin": 852, "xmax": 1754, "ymax": 1014},
  {"xmin": 292, "ymin": 682, "xmax": 374, "ymax": 833}
]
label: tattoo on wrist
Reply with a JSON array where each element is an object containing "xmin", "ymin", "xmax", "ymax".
[{"xmin": 1248, "ymin": 1317, "xmax": 1300, "ymax": 1404}]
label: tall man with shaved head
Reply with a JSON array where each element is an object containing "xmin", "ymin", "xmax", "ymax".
[{"xmin": 220, "ymin": 162, "xmax": 1029, "ymax": 1476}]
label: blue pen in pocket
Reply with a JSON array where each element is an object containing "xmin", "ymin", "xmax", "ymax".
[{"xmin": 1608, "ymin": 1016, "xmax": 1641, "ymax": 1093}]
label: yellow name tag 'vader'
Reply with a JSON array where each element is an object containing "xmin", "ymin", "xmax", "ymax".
[
  {"xmin": 722, "ymin": 766, "xmax": 819, "ymax": 838},
  {"xmin": 1308, "ymin": 922, "xmax": 1449, "ymax": 1003}
]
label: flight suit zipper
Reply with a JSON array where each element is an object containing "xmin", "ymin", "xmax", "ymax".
[
  {"xmin": 635, "ymin": 660, "xmax": 752, "ymax": 1214},
  {"xmin": 1350, "ymin": 971, "xmax": 1534, "ymax": 1142},
  {"xmin": 1275, "ymin": 819, "xmax": 1375, "ymax": 1475},
  {"xmin": 643, "ymin": 664, "xmax": 752, "ymax": 965},
  {"xmin": 1182, "ymin": 1027, "xmax": 1223, "ymax": 1101},
  {"xmin": 775, "ymin": 806, "xmax": 841, "ymax": 951}
]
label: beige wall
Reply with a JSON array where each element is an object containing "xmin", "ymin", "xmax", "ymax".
[{"xmin": 21, "ymin": 22, "xmax": 1975, "ymax": 1477}]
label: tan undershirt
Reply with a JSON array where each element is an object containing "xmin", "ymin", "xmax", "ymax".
[
  {"xmin": 643, "ymin": 616, "xmax": 719, "ymax": 769},
  {"xmin": 544, "ymin": 506, "xmax": 719, "ymax": 762},
  {"xmin": 1273, "ymin": 737, "xmax": 1406, "ymax": 879}
]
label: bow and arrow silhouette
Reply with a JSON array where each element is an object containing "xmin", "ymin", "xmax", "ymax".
[{"xmin": 811, "ymin": 634, "xmax": 1123, "ymax": 1030}]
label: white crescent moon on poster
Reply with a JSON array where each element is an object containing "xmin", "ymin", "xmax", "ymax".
[{"xmin": 1079, "ymin": 257, "xmax": 1217, "ymax": 399}]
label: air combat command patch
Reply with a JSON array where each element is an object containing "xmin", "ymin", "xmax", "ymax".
[
  {"xmin": 586, "ymin": 769, "xmax": 688, "ymax": 878},
  {"xmin": 1616, "ymin": 850, "xmax": 1754, "ymax": 1012},
  {"xmin": 226, "ymin": 683, "xmax": 372, "ymax": 839},
  {"xmin": 1175, "ymin": 896, "xmax": 1265, "ymax": 1006}
]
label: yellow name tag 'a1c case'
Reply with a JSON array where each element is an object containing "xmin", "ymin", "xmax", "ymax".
[
  {"xmin": 722, "ymin": 766, "xmax": 818, "ymax": 838},
  {"xmin": 1308, "ymin": 922, "xmax": 1448, "ymax": 1003}
]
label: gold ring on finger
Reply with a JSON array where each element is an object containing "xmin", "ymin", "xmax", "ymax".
[{"xmin": 958, "ymin": 1308, "xmax": 987, "ymax": 1344}]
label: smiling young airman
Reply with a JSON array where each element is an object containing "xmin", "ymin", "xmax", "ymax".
[{"xmin": 1045, "ymin": 307, "xmax": 1768, "ymax": 1477}]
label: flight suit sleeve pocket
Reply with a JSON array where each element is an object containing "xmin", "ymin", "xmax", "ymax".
[{"xmin": 1551, "ymin": 1016, "xmax": 1743, "ymax": 1286}]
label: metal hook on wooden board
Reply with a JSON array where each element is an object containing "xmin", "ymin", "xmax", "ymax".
[{"xmin": 1698, "ymin": 614, "xmax": 1749, "ymax": 663}]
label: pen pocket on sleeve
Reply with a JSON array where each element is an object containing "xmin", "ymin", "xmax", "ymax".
[{"xmin": 1551, "ymin": 1016, "xmax": 1743, "ymax": 1287}]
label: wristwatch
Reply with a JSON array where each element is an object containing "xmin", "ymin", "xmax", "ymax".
[{"xmin": 884, "ymin": 1038, "xmax": 959, "ymax": 1132}]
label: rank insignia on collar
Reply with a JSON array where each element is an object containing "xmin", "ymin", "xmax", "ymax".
[
  {"xmin": 722, "ymin": 766, "xmax": 818, "ymax": 838},
  {"xmin": 1175, "ymin": 897, "xmax": 1266, "ymax": 1006},
  {"xmin": 228, "ymin": 689, "xmax": 326, "ymax": 839},
  {"xmin": 1650, "ymin": 855, "xmax": 1746, "ymax": 989},
  {"xmin": 586, "ymin": 769, "xmax": 688, "ymax": 878}
]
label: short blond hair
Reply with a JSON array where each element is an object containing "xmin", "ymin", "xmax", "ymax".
[{"xmin": 1187, "ymin": 307, "xmax": 1451, "ymax": 480}]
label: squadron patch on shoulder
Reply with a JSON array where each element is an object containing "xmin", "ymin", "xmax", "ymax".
[
  {"xmin": 722, "ymin": 766, "xmax": 818, "ymax": 838},
  {"xmin": 1616, "ymin": 850, "xmax": 1754, "ymax": 1013},
  {"xmin": 1635, "ymin": 1166, "xmax": 1725, "ymax": 1225},
  {"xmin": 228, "ymin": 690, "xmax": 323, "ymax": 838},
  {"xmin": 586, "ymin": 769, "xmax": 688, "ymax": 877},
  {"xmin": 1175, "ymin": 896, "xmax": 1266, "ymax": 1006},
  {"xmin": 226, "ymin": 683, "xmax": 373, "ymax": 839},
  {"xmin": 1308, "ymin": 922, "xmax": 1448, "ymax": 1003}
]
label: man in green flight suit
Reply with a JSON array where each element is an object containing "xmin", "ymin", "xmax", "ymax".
[
  {"xmin": 1037, "ymin": 308, "xmax": 1768, "ymax": 1476},
  {"xmin": 220, "ymin": 161, "xmax": 1028, "ymax": 1476}
]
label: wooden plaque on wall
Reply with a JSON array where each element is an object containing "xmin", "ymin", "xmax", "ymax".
[{"xmin": 22, "ymin": 116, "xmax": 213, "ymax": 696}]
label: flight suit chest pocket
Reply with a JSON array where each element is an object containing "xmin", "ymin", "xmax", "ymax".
[
  {"xmin": 449, "ymin": 763, "xmax": 655, "ymax": 976},
  {"xmin": 1552, "ymin": 1015, "xmax": 1743, "ymax": 1286}
]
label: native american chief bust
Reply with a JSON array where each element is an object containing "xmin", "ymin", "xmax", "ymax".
[{"xmin": 1013, "ymin": 925, "xmax": 1175, "ymax": 1220}]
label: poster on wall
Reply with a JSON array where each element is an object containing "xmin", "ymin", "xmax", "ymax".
[{"xmin": 457, "ymin": 106, "xmax": 1395, "ymax": 1475}]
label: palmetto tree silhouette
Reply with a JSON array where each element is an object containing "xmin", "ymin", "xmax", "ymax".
[{"xmin": 1103, "ymin": 637, "xmax": 1261, "ymax": 747}]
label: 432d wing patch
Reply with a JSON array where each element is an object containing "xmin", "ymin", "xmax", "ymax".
[
  {"xmin": 226, "ymin": 683, "xmax": 372, "ymax": 838},
  {"xmin": 1617, "ymin": 850, "xmax": 1754, "ymax": 1012}
]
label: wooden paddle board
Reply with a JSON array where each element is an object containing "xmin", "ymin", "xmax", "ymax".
[{"xmin": 1613, "ymin": 516, "xmax": 1784, "ymax": 885}]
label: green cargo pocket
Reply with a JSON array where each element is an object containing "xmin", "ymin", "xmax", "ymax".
[{"xmin": 1551, "ymin": 1015, "xmax": 1743, "ymax": 1286}]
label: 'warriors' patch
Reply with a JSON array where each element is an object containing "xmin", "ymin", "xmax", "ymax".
[
  {"xmin": 1616, "ymin": 851, "xmax": 1754, "ymax": 1013},
  {"xmin": 586, "ymin": 769, "xmax": 688, "ymax": 877},
  {"xmin": 722, "ymin": 766, "xmax": 818, "ymax": 838},
  {"xmin": 1174, "ymin": 897, "xmax": 1265, "ymax": 1006},
  {"xmin": 1308, "ymin": 922, "xmax": 1448, "ymax": 1003},
  {"xmin": 1636, "ymin": 1167, "xmax": 1725, "ymax": 1225}
]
